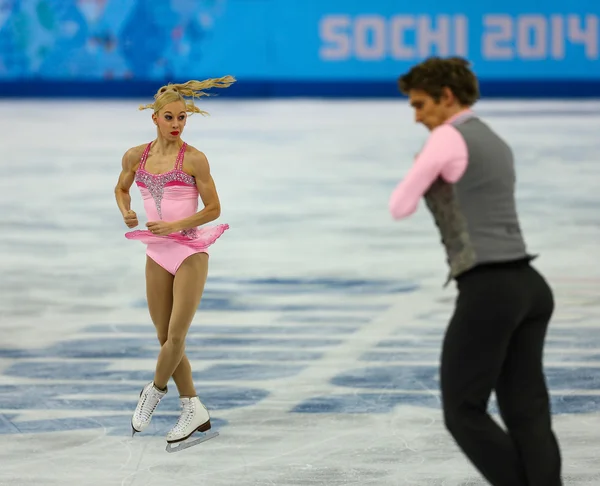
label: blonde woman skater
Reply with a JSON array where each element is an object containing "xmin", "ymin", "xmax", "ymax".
[{"xmin": 114, "ymin": 76, "xmax": 234, "ymax": 451}]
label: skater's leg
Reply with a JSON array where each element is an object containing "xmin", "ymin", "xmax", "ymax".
[
  {"xmin": 153, "ymin": 252, "xmax": 208, "ymax": 391},
  {"xmin": 495, "ymin": 267, "xmax": 562, "ymax": 485},
  {"xmin": 146, "ymin": 255, "xmax": 196, "ymax": 397},
  {"xmin": 441, "ymin": 263, "xmax": 529, "ymax": 485}
]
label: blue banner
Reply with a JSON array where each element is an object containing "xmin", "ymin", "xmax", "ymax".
[
  {"xmin": 0, "ymin": 0, "xmax": 598, "ymax": 96},
  {"xmin": 287, "ymin": 0, "xmax": 600, "ymax": 79}
]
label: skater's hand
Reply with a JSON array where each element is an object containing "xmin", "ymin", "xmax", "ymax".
[
  {"xmin": 123, "ymin": 210, "xmax": 138, "ymax": 228},
  {"xmin": 146, "ymin": 221, "xmax": 177, "ymax": 236}
]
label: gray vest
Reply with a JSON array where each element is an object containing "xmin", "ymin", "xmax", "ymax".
[{"xmin": 423, "ymin": 112, "xmax": 533, "ymax": 285}]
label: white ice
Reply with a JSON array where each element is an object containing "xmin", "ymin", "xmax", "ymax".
[{"xmin": 0, "ymin": 99, "xmax": 599, "ymax": 485}]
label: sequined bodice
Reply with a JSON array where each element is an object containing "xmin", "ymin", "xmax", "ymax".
[{"xmin": 135, "ymin": 141, "xmax": 199, "ymax": 238}]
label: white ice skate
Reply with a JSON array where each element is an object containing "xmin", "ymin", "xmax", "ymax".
[
  {"xmin": 131, "ymin": 381, "xmax": 167, "ymax": 435},
  {"xmin": 165, "ymin": 396, "xmax": 219, "ymax": 453}
]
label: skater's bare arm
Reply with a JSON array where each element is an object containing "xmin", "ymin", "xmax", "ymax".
[
  {"xmin": 172, "ymin": 148, "xmax": 221, "ymax": 231},
  {"xmin": 115, "ymin": 145, "xmax": 144, "ymax": 226},
  {"xmin": 389, "ymin": 125, "xmax": 468, "ymax": 220}
]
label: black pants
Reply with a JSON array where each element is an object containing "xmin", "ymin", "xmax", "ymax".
[{"xmin": 441, "ymin": 259, "xmax": 562, "ymax": 485}]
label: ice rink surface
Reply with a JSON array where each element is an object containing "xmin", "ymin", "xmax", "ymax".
[{"xmin": 0, "ymin": 98, "xmax": 599, "ymax": 485}]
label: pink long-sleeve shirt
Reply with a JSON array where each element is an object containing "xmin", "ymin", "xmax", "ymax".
[{"xmin": 389, "ymin": 111, "xmax": 471, "ymax": 220}]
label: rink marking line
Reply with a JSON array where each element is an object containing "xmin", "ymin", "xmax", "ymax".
[{"xmin": 238, "ymin": 292, "xmax": 442, "ymax": 410}]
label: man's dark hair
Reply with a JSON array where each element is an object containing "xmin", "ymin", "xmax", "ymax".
[{"xmin": 398, "ymin": 57, "xmax": 480, "ymax": 106}]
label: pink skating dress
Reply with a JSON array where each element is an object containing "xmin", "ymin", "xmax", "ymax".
[{"xmin": 125, "ymin": 141, "xmax": 229, "ymax": 275}]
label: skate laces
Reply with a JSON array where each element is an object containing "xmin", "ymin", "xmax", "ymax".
[
  {"xmin": 135, "ymin": 387, "xmax": 163, "ymax": 422},
  {"xmin": 172, "ymin": 399, "xmax": 196, "ymax": 433}
]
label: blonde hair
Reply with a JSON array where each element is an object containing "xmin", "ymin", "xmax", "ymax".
[{"xmin": 139, "ymin": 75, "xmax": 236, "ymax": 116}]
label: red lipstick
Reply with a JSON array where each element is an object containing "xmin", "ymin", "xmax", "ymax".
[{"xmin": 170, "ymin": 131, "xmax": 179, "ymax": 136}]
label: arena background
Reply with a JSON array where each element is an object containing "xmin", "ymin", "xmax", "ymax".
[{"xmin": 0, "ymin": 0, "xmax": 598, "ymax": 97}]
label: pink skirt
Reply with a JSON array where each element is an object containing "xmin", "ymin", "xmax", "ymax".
[{"xmin": 125, "ymin": 224, "xmax": 229, "ymax": 250}]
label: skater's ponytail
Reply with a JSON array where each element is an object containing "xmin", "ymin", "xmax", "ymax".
[{"xmin": 139, "ymin": 76, "xmax": 236, "ymax": 116}]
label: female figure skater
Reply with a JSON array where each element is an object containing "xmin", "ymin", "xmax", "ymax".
[
  {"xmin": 389, "ymin": 57, "xmax": 562, "ymax": 485},
  {"xmin": 114, "ymin": 76, "xmax": 234, "ymax": 448}
]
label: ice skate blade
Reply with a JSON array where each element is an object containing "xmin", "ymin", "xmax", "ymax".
[{"xmin": 165, "ymin": 431, "xmax": 219, "ymax": 453}]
